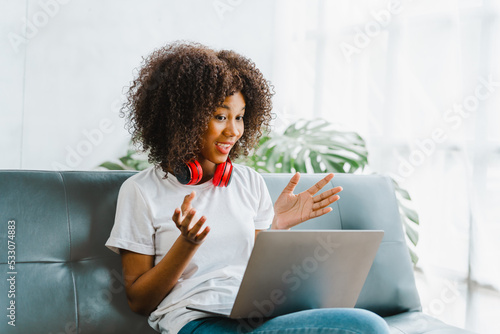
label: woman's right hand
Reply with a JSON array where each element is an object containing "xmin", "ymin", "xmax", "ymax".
[
  {"xmin": 123, "ymin": 191, "xmax": 210, "ymax": 315},
  {"xmin": 172, "ymin": 191, "xmax": 210, "ymax": 245}
]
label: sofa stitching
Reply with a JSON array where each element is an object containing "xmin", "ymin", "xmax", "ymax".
[
  {"xmin": 7, "ymin": 255, "xmax": 119, "ymax": 264},
  {"xmin": 329, "ymin": 178, "xmax": 344, "ymax": 230},
  {"xmin": 387, "ymin": 324, "xmax": 406, "ymax": 334},
  {"xmin": 60, "ymin": 172, "xmax": 80, "ymax": 334}
]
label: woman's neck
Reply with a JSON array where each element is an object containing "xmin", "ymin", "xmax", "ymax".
[{"xmin": 198, "ymin": 158, "xmax": 217, "ymax": 184}]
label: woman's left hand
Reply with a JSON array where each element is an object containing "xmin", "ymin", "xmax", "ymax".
[{"xmin": 272, "ymin": 173, "xmax": 342, "ymax": 230}]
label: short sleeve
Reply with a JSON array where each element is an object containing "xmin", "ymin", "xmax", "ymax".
[
  {"xmin": 105, "ymin": 179, "xmax": 156, "ymax": 255},
  {"xmin": 254, "ymin": 172, "xmax": 274, "ymax": 230}
]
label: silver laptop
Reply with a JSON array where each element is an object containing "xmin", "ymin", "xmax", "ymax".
[{"xmin": 187, "ymin": 230, "xmax": 384, "ymax": 319}]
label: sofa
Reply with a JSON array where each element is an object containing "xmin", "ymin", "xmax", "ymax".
[{"xmin": 0, "ymin": 170, "xmax": 475, "ymax": 334}]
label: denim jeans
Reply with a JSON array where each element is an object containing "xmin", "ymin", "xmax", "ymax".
[{"xmin": 178, "ymin": 308, "xmax": 390, "ymax": 334}]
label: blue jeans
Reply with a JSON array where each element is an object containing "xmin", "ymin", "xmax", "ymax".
[{"xmin": 178, "ymin": 308, "xmax": 390, "ymax": 334}]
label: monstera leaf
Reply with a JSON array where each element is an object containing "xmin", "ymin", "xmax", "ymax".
[
  {"xmin": 244, "ymin": 119, "xmax": 368, "ymax": 173},
  {"xmin": 392, "ymin": 179, "xmax": 420, "ymax": 264}
]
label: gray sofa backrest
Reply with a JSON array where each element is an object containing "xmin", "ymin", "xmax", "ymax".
[{"xmin": 0, "ymin": 170, "xmax": 420, "ymax": 334}]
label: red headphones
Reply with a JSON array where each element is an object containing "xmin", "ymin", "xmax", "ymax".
[{"xmin": 174, "ymin": 159, "xmax": 233, "ymax": 187}]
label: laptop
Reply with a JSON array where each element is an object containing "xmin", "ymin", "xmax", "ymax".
[{"xmin": 186, "ymin": 230, "xmax": 384, "ymax": 319}]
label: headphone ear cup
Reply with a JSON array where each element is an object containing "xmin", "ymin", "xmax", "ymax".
[
  {"xmin": 213, "ymin": 159, "xmax": 233, "ymax": 187},
  {"xmin": 175, "ymin": 160, "xmax": 203, "ymax": 185}
]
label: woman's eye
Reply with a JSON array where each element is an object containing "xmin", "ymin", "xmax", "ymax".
[
  {"xmin": 236, "ymin": 116, "xmax": 244, "ymax": 121},
  {"xmin": 215, "ymin": 115, "xmax": 226, "ymax": 121}
]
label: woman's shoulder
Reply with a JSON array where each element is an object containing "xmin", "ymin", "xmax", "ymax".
[
  {"xmin": 233, "ymin": 163, "xmax": 260, "ymax": 177},
  {"xmin": 232, "ymin": 163, "xmax": 267, "ymax": 186},
  {"xmin": 120, "ymin": 165, "xmax": 164, "ymax": 193}
]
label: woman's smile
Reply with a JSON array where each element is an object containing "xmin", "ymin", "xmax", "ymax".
[{"xmin": 215, "ymin": 141, "xmax": 235, "ymax": 154}]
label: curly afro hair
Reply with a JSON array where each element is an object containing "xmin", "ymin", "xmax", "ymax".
[{"xmin": 121, "ymin": 41, "xmax": 274, "ymax": 176}]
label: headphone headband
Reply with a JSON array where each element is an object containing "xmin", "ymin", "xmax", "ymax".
[{"xmin": 175, "ymin": 159, "xmax": 233, "ymax": 187}]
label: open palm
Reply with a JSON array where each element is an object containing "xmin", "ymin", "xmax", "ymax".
[{"xmin": 273, "ymin": 173, "xmax": 343, "ymax": 230}]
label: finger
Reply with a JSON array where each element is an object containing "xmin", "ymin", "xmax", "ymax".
[
  {"xmin": 172, "ymin": 207, "xmax": 182, "ymax": 228},
  {"xmin": 181, "ymin": 191, "xmax": 196, "ymax": 212},
  {"xmin": 181, "ymin": 191, "xmax": 196, "ymax": 214},
  {"xmin": 313, "ymin": 186, "xmax": 343, "ymax": 203},
  {"xmin": 180, "ymin": 208, "xmax": 197, "ymax": 234},
  {"xmin": 307, "ymin": 173, "xmax": 334, "ymax": 195},
  {"xmin": 187, "ymin": 216, "xmax": 207, "ymax": 239},
  {"xmin": 310, "ymin": 206, "xmax": 333, "ymax": 219},
  {"xmin": 283, "ymin": 172, "xmax": 301, "ymax": 194},
  {"xmin": 194, "ymin": 225, "xmax": 211, "ymax": 243},
  {"xmin": 312, "ymin": 194, "xmax": 340, "ymax": 211}
]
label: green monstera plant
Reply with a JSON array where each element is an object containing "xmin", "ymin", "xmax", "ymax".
[
  {"xmin": 242, "ymin": 119, "xmax": 368, "ymax": 174},
  {"xmin": 99, "ymin": 147, "xmax": 150, "ymax": 171},
  {"xmin": 100, "ymin": 119, "xmax": 419, "ymax": 264}
]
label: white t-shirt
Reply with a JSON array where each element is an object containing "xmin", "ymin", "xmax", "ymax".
[{"xmin": 105, "ymin": 164, "xmax": 274, "ymax": 334}]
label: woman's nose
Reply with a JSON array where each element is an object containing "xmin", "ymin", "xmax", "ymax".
[{"xmin": 224, "ymin": 120, "xmax": 240, "ymax": 137}]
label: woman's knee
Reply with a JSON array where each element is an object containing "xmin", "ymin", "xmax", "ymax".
[
  {"xmin": 286, "ymin": 308, "xmax": 390, "ymax": 333},
  {"xmin": 332, "ymin": 308, "xmax": 389, "ymax": 333}
]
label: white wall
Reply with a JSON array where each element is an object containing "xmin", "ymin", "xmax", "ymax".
[{"xmin": 0, "ymin": 0, "xmax": 277, "ymax": 170}]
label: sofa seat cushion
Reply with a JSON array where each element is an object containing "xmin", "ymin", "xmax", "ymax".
[{"xmin": 385, "ymin": 312, "xmax": 476, "ymax": 333}]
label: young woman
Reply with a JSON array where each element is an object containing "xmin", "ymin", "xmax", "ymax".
[{"xmin": 105, "ymin": 42, "xmax": 390, "ymax": 334}]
